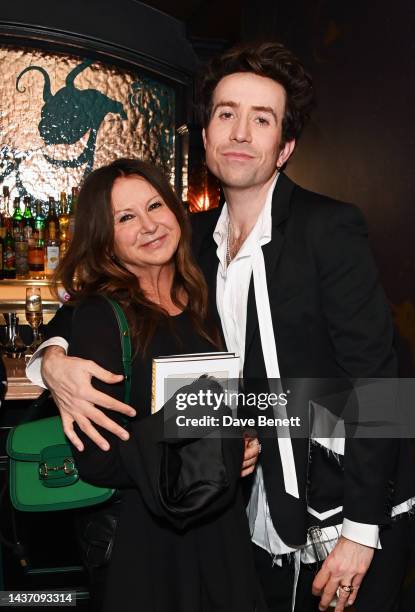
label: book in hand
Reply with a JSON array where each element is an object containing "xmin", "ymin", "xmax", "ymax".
[{"xmin": 151, "ymin": 352, "xmax": 240, "ymax": 413}]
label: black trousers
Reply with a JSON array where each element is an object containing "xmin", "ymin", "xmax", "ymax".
[{"xmin": 253, "ymin": 515, "xmax": 414, "ymax": 612}]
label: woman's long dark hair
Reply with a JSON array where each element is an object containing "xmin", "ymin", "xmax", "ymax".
[{"xmin": 54, "ymin": 158, "xmax": 220, "ymax": 353}]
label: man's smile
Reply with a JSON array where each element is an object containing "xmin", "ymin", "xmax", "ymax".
[{"xmin": 222, "ymin": 151, "xmax": 255, "ymax": 161}]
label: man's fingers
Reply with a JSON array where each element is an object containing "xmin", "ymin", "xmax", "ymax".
[
  {"xmin": 318, "ymin": 577, "xmax": 339, "ymax": 610},
  {"xmin": 88, "ymin": 361, "xmax": 125, "ymax": 384},
  {"xmin": 312, "ymin": 565, "xmax": 330, "ymax": 595},
  {"xmin": 62, "ymin": 403, "xmax": 131, "ymax": 450},
  {"xmin": 84, "ymin": 388, "xmax": 136, "ymax": 416},
  {"xmin": 346, "ymin": 590, "xmax": 359, "ymax": 606},
  {"xmin": 90, "ymin": 409, "xmax": 130, "ymax": 441},
  {"xmin": 241, "ymin": 465, "xmax": 255, "ymax": 477},
  {"xmin": 241, "ymin": 437, "xmax": 260, "ymax": 476},
  {"xmin": 346, "ymin": 578, "xmax": 362, "ymax": 607},
  {"xmin": 243, "ymin": 438, "xmax": 261, "ymax": 461},
  {"xmin": 334, "ymin": 578, "xmax": 355, "ymax": 612},
  {"xmin": 76, "ymin": 416, "xmax": 112, "ymax": 451},
  {"xmin": 41, "ymin": 352, "xmax": 134, "ymax": 450},
  {"xmin": 244, "ymin": 446, "xmax": 259, "ymax": 462},
  {"xmin": 61, "ymin": 413, "xmax": 84, "ymax": 452},
  {"xmin": 242, "ymin": 458, "xmax": 257, "ymax": 470}
]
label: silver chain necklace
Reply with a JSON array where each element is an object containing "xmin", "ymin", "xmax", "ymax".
[{"xmin": 226, "ymin": 220, "xmax": 232, "ymax": 267}]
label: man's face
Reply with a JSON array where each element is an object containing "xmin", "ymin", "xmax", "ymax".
[{"xmin": 203, "ymin": 72, "xmax": 295, "ymax": 190}]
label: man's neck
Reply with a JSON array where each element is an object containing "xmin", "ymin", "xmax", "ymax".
[{"xmin": 223, "ymin": 173, "xmax": 276, "ymax": 240}]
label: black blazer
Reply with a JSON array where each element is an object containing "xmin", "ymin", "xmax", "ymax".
[{"xmin": 191, "ymin": 173, "xmax": 415, "ymax": 546}]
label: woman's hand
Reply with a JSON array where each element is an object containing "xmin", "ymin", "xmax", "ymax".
[
  {"xmin": 241, "ymin": 435, "xmax": 261, "ymax": 477},
  {"xmin": 41, "ymin": 346, "xmax": 136, "ymax": 452}
]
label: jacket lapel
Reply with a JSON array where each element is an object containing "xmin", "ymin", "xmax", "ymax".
[
  {"xmin": 191, "ymin": 174, "xmax": 296, "ymax": 367},
  {"xmin": 244, "ymin": 173, "xmax": 295, "ymax": 365}
]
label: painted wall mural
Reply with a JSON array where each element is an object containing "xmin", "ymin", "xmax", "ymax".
[{"xmin": 0, "ymin": 45, "xmax": 176, "ymax": 205}]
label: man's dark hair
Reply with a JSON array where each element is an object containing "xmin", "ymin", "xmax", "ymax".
[{"xmin": 198, "ymin": 41, "xmax": 314, "ymax": 144}]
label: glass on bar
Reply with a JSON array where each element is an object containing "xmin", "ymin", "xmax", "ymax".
[{"xmin": 25, "ymin": 287, "xmax": 43, "ymax": 352}]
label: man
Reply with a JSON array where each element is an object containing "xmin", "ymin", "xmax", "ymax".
[{"xmin": 28, "ymin": 42, "xmax": 414, "ymax": 611}]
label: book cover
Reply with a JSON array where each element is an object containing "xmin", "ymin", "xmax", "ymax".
[{"xmin": 151, "ymin": 352, "xmax": 240, "ymax": 413}]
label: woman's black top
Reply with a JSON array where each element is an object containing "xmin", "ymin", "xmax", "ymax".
[{"xmin": 68, "ymin": 296, "xmax": 264, "ymax": 612}]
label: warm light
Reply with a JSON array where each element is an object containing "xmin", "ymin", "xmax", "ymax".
[
  {"xmin": 196, "ymin": 190, "xmax": 210, "ymax": 211},
  {"xmin": 188, "ymin": 188, "xmax": 216, "ymax": 213},
  {"xmin": 187, "ymin": 162, "xmax": 220, "ymax": 213}
]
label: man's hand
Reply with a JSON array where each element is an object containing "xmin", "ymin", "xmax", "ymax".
[
  {"xmin": 312, "ymin": 536, "xmax": 374, "ymax": 611},
  {"xmin": 241, "ymin": 435, "xmax": 261, "ymax": 477},
  {"xmin": 42, "ymin": 346, "xmax": 136, "ymax": 452}
]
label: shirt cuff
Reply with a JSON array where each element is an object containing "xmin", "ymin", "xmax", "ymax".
[
  {"xmin": 341, "ymin": 519, "xmax": 381, "ymax": 549},
  {"xmin": 25, "ymin": 337, "xmax": 69, "ymax": 388}
]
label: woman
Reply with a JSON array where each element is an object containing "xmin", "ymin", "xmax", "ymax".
[{"xmin": 54, "ymin": 159, "xmax": 264, "ymax": 612}]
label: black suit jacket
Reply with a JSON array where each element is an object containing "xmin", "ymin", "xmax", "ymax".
[{"xmin": 191, "ymin": 173, "xmax": 415, "ymax": 545}]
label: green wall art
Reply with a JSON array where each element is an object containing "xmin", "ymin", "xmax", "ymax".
[{"xmin": 0, "ymin": 45, "xmax": 176, "ymax": 204}]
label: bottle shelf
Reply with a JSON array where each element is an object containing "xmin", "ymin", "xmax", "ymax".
[
  {"xmin": 0, "ymin": 280, "xmax": 62, "ymax": 324},
  {"xmin": 0, "ymin": 278, "xmax": 54, "ymax": 286}
]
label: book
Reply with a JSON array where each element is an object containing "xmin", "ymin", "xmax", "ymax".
[{"xmin": 151, "ymin": 352, "xmax": 240, "ymax": 413}]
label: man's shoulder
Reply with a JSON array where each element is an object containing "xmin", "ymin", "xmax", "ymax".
[
  {"xmin": 190, "ymin": 206, "xmax": 222, "ymax": 255},
  {"xmin": 190, "ymin": 206, "xmax": 222, "ymax": 233},
  {"xmin": 287, "ymin": 178, "xmax": 366, "ymax": 228}
]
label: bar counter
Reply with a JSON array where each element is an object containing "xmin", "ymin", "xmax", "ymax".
[{"xmin": 3, "ymin": 356, "xmax": 43, "ymax": 401}]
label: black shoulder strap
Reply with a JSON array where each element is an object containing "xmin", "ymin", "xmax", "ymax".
[{"xmin": 103, "ymin": 297, "xmax": 132, "ymax": 406}]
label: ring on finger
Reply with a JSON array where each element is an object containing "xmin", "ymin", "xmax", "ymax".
[{"xmin": 336, "ymin": 585, "xmax": 353, "ymax": 598}]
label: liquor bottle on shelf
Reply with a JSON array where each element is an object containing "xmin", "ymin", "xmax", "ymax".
[
  {"xmin": 46, "ymin": 196, "xmax": 59, "ymax": 241},
  {"xmin": 3, "ymin": 217, "xmax": 16, "ymax": 279},
  {"xmin": 58, "ymin": 191, "xmax": 70, "ymax": 257},
  {"xmin": 28, "ymin": 200, "xmax": 46, "ymax": 279},
  {"xmin": 28, "ymin": 239, "xmax": 45, "ymax": 279},
  {"xmin": 45, "ymin": 196, "xmax": 60, "ymax": 277},
  {"xmin": 22, "ymin": 195, "xmax": 34, "ymax": 241},
  {"xmin": 45, "ymin": 225, "xmax": 59, "ymax": 278},
  {"xmin": 12, "ymin": 197, "xmax": 23, "ymax": 239},
  {"xmin": 33, "ymin": 200, "xmax": 45, "ymax": 241},
  {"xmin": 68, "ymin": 186, "xmax": 78, "ymax": 242},
  {"xmin": 15, "ymin": 233, "xmax": 29, "ymax": 279}
]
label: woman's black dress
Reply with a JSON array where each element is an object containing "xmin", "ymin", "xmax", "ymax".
[{"xmin": 68, "ymin": 296, "xmax": 264, "ymax": 612}]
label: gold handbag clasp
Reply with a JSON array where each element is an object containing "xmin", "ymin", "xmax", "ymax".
[{"xmin": 39, "ymin": 457, "xmax": 76, "ymax": 479}]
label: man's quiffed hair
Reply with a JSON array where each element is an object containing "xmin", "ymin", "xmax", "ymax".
[{"xmin": 198, "ymin": 41, "xmax": 314, "ymax": 144}]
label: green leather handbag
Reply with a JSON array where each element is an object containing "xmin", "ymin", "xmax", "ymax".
[{"xmin": 6, "ymin": 297, "xmax": 132, "ymax": 512}]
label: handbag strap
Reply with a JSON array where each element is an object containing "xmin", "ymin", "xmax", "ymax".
[{"xmin": 103, "ymin": 297, "xmax": 132, "ymax": 406}]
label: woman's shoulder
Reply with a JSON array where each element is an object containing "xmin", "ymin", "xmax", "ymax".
[
  {"xmin": 69, "ymin": 294, "xmax": 125, "ymax": 363},
  {"xmin": 72, "ymin": 294, "xmax": 121, "ymax": 329}
]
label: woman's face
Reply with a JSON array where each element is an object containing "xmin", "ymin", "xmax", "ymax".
[{"xmin": 112, "ymin": 175, "xmax": 181, "ymax": 275}]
